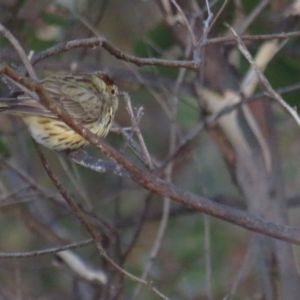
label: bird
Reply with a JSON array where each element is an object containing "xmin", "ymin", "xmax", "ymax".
[{"xmin": 0, "ymin": 71, "xmax": 119, "ymax": 151}]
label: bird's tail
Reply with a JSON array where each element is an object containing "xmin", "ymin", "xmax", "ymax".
[
  {"xmin": 0, "ymin": 97, "xmax": 52, "ymax": 117},
  {"xmin": 0, "ymin": 98, "xmax": 22, "ymax": 112}
]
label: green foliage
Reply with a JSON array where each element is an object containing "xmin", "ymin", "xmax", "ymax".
[
  {"xmin": 41, "ymin": 12, "xmax": 70, "ymax": 27},
  {"xmin": 242, "ymin": 0, "xmax": 265, "ymax": 12},
  {"xmin": 0, "ymin": 1, "xmax": 299, "ymax": 299},
  {"xmin": 134, "ymin": 22, "xmax": 175, "ymax": 58},
  {"xmin": 177, "ymin": 95, "xmax": 199, "ymax": 128},
  {"xmin": 0, "ymin": 138, "xmax": 10, "ymax": 157},
  {"xmin": 25, "ymin": 33, "xmax": 58, "ymax": 51},
  {"xmin": 265, "ymin": 54, "xmax": 300, "ymax": 108},
  {"xmin": 134, "ymin": 22, "xmax": 178, "ymax": 77}
]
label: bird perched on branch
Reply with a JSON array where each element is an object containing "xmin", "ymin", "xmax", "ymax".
[{"xmin": 0, "ymin": 71, "xmax": 119, "ymax": 151}]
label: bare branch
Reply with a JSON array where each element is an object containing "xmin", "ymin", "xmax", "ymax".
[
  {"xmin": 35, "ymin": 142, "xmax": 168, "ymax": 300},
  {"xmin": 122, "ymin": 92, "xmax": 154, "ymax": 170},
  {"xmin": 170, "ymin": 0, "xmax": 197, "ymax": 47},
  {"xmin": 0, "ymin": 239, "xmax": 94, "ymax": 258},
  {"xmin": 0, "ymin": 22, "xmax": 37, "ymax": 80},
  {"xmin": 229, "ymin": 26, "xmax": 300, "ymax": 128},
  {"xmin": 1, "ymin": 64, "xmax": 300, "ymax": 246},
  {"xmin": 205, "ymin": 30, "xmax": 300, "ymax": 46},
  {"xmin": 32, "ymin": 37, "xmax": 200, "ymax": 70}
]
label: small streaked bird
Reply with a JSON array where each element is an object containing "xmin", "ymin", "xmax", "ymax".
[{"xmin": 0, "ymin": 71, "xmax": 119, "ymax": 151}]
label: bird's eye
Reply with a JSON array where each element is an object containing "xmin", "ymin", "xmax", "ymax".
[{"xmin": 110, "ymin": 87, "xmax": 117, "ymax": 96}]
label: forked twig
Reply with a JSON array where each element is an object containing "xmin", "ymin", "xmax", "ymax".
[
  {"xmin": 32, "ymin": 37, "xmax": 200, "ymax": 70},
  {"xmin": 1, "ymin": 65, "xmax": 300, "ymax": 247},
  {"xmin": 122, "ymin": 92, "xmax": 154, "ymax": 170},
  {"xmin": 229, "ymin": 26, "xmax": 300, "ymax": 128},
  {"xmin": 35, "ymin": 143, "xmax": 168, "ymax": 300}
]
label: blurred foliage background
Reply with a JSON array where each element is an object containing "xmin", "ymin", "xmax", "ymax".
[{"xmin": 0, "ymin": 0, "xmax": 300, "ymax": 299}]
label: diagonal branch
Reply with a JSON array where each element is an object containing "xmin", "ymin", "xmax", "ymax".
[
  {"xmin": 1, "ymin": 64, "xmax": 300, "ymax": 245},
  {"xmin": 229, "ymin": 26, "xmax": 300, "ymax": 128}
]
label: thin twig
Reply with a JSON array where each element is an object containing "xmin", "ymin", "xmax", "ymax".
[
  {"xmin": 0, "ymin": 218, "xmax": 107, "ymax": 284},
  {"xmin": 122, "ymin": 92, "xmax": 154, "ymax": 170},
  {"xmin": 35, "ymin": 143, "xmax": 168, "ymax": 300},
  {"xmin": 0, "ymin": 239, "xmax": 94, "ymax": 258},
  {"xmin": 229, "ymin": 26, "xmax": 300, "ymax": 128},
  {"xmin": 163, "ymin": 80, "xmax": 300, "ymax": 169},
  {"xmin": 170, "ymin": 0, "xmax": 197, "ymax": 47},
  {"xmin": 133, "ymin": 67, "xmax": 186, "ymax": 298},
  {"xmin": 204, "ymin": 30, "xmax": 300, "ymax": 46},
  {"xmin": 0, "ymin": 156, "xmax": 64, "ymax": 206},
  {"xmin": 0, "ymin": 23, "xmax": 37, "ymax": 80},
  {"xmin": 197, "ymin": 0, "xmax": 228, "ymax": 47},
  {"xmin": 120, "ymin": 128, "xmax": 148, "ymax": 162},
  {"xmin": 203, "ymin": 0, "xmax": 214, "ymax": 29},
  {"xmin": 1, "ymin": 65, "xmax": 300, "ymax": 245},
  {"xmin": 57, "ymin": 155, "xmax": 91, "ymax": 206}
]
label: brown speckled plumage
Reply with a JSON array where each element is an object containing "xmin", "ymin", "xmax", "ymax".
[{"xmin": 0, "ymin": 71, "xmax": 119, "ymax": 150}]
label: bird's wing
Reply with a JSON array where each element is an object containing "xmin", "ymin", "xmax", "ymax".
[
  {"xmin": 0, "ymin": 74, "xmax": 102, "ymax": 121},
  {"xmin": 42, "ymin": 75, "xmax": 100, "ymax": 122}
]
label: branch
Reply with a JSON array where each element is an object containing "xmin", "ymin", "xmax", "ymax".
[
  {"xmin": 1, "ymin": 65, "xmax": 300, "ymax": 246},
  {"xmin": 35, "ymin": 143, "xmax": 168, "ymax": 300},
  {"xmin": 229, "ymin": 26, "xmax": 300, "ymax": 128},
  {"xmin": 0, "ymin": 239, "xmax": 93, "ymax": 257},
  {"xmin": 205, "ymin": 31, "xmax": 300, "ymax": 46},
  {"xmin": 32, "ymin": 37, "xmax": 200, "ymax": 70},
  {"xmin": 0, "ymin": 22, "xmax": 37, "ymax": 80}
]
